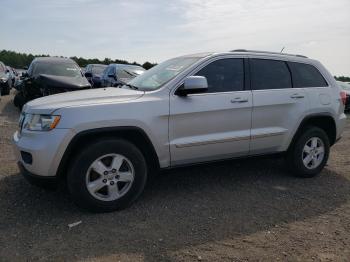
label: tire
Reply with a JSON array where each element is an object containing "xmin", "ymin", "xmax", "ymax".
[
  {"xmin": 287, "ymin": 126, "xmax": 330, "ymax": 178},
  {"xmin": 23, "ymin": 173, "xmax": 58, "ymax": 190},
  {"xmin": 67, "ymin": 139, "xmax": 148, "ymax": 212},
  {"xmin": 1, "ymin": 82, "xmax": 10, "ymax": 95},
  {"xmin": 14, "ymin": 92, "xmax": 26, "ymax": 109}
]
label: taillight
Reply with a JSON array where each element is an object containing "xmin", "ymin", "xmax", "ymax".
[{"xmin": 340, "ymin": 91, "xmax": 347, "ymax": 105}]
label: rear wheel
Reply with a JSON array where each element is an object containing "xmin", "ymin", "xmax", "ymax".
[
  {"xmin": 67, "ymin": 139, "xmax": 147, "ymax": 212},
  {"xmin": 287, "ymin": 127, "xmax": 330, "ymax": 178},
  {"xmin": 14, "ymin": 92, "xmax": 26, "ymax": 109}
]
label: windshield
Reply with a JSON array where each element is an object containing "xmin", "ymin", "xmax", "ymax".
[
  {"xmin": 92, "ymin": 65, "xmax": 107, "ymax": 75},
  {"xmin": 127, "ymin": 57, "xmax": 200, "ymax": 90},
  {"xmin": 33, "ymin": 62, "xmax": 82, "ymax": 77},
  {"xmin": 338, "ymin": 81, "xmax": 350, "ymax": 90},
  {"xmin": 117, "ymin": 66, "xmax": 145, "ymax": 79}
]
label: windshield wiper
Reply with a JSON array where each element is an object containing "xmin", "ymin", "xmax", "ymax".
[{"xmin": 123, "ymin": 83, "xmax": 139, "ymax": 90}]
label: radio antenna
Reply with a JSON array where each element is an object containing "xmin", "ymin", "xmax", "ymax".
[{"xmin": 280, "ymin": 46, "xmax": 285, "ymax": 53}]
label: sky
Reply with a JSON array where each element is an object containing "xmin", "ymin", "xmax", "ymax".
[{"xmin": 1, "ymin": 0, "xmax": 349, "ymax": 75}]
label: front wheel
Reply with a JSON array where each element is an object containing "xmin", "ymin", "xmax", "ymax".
[
  {"xmin": 67, "ymin": 139, "xmax": 148, "ymax": 212},
  {"xmin": 287, "ymin": 127, "xmax": 330, "ymax": 178}
]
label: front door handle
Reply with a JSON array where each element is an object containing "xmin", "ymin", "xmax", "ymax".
[
  {"xmin": 290, "ymin": 94, "xmax": 305, "ymax": 99},
  {"xmin": 231, "ymin": 97, "xmax": 248, "ymax": 103}
]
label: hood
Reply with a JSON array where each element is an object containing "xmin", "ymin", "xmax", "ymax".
[
  {"xmin": 24, "ymin": 87, "xmax": 145, "ymax": 114},
  {"xmin": 37, "ymin": 74, "xmax": 91, "ymax": 90}
]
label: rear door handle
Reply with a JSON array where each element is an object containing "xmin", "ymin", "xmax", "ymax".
[
  {"xmin": 231, "ymin": 97, "xmax": 248, "ymax": 103},
  {"xmin": 290, "ymin": 94, "xmax": 305, "ymax": 99}
]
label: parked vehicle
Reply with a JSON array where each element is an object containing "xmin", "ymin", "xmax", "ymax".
[
  {"xmin": 84, "ymin": 64, "xmax": 107, "ymax": 88},
  {"xmin": 0, "ymin": 61, "xmax": 11, "ymax": 96},
  {"xmin": 101, "ymin": 64, "xmax": 145, "ymax": 87},
  {"xmin": 13, "ymin": 57, "xmax": 91, "ymax": 109},
  {"xmin": 14, "ymin": 50, "xmax": 347, "ymax": 212},
  {"xmin": 7, "ymin": 66, "xmax": 18, "ymax": 86},
  {"xmin": 337, "ymin": 81, "xmax": 350, "ymax": 111}
]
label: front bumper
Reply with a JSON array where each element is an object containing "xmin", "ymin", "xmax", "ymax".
[
  {"xmin": 13, "ymin": 128, "xmax": 75, "ymax": 177},
  {"xmin": 18, "ymin": 161, "xmax": 57, "ymax": 186}
]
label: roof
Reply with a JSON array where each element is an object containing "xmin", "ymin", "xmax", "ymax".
[
  {"xmin": 109, "ymin": 64, "xmax": 144, "ymax": 69},
  {"xmin": 33, "ymin": 57, "xmax": 76, "ymax": 63},
  {"xmin": 230, "ymin": 49, "xmax": 308, "ymax": 58}
]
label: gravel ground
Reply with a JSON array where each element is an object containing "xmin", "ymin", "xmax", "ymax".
[{"xmin": 0, "ymin": 91, "xmax": 349, "ymax": 261}]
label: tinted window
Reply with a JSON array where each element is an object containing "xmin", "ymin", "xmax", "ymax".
[
  {"xmin": 92, "ymin": 65, "xmax": 107, "ymax": 74},
  {"xmin": 288, "ymin": 62, "xmax": 327, "ymax": 88},
  {"xmin": 195, "ymin": 58, "xmax": 244, "ymax": 93},
  {"xmin": 251, "ymin": 59, "xmax": 292, "ymax": 90}
]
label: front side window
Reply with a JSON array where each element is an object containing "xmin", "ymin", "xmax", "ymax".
[
  {"xmin": 251, "ymin": 59, "xmax": 292, "ymax": 90},
  {"xmin": 195, "ymin": 58, "xmax": 244, "ymax": 93},
  {"xmin": 127, "ymin": 57, "xmax": 200, "ymax": 91},
  {"xmin": 288, "ymin": 62, "xmax": 328, "ymax": 88},
  {"xmin": 107, "ymin": 66, "xmax": 115, "ymax": 77}
]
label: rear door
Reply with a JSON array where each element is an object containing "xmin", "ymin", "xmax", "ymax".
[
  {"xmin": 169, "ymin": 57, "xmax": 252, "ymax": 166},
  {"xmin": 249, "ymin": 58, "xmax": 308, "ymax": 154},
  {"xmin": 287, "ymin": 62, "xmax": 331, "ymax": 114}
]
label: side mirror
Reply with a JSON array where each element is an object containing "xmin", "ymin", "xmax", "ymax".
[
  {"xmin": 84, "ymin": 72, "xmax": 92, "ymax": 78},
  {"xmin": 176, "ymin": 76, "xmax": 208, "ymax": 96}
]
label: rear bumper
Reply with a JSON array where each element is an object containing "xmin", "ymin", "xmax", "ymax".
[{"xmin": 336, "ymin": 113, "xmax": 347, "ymax": 141}]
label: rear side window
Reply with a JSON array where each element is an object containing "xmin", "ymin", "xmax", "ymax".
[
  {"xmin": 250, "ymin": 59, "xmax": 292, "ymax": 90},
  {"xmin": 195, "ymin": 58, "xmax": 244, "ymax": 93},
  {"xmin": 106, "ymin": 66, "xmax": 115, "ymax": 76},
  {"xmin": 288, "ymin": 62, "xmax": 328, "ymax": 88}
]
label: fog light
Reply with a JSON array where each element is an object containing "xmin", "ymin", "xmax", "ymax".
[{"xmin": 21, "ymin": 151, "xmax": 32, "ymax": 164}]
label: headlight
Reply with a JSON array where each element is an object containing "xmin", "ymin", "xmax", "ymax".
[{"xmin": 22, "ymin": 114, "xmax": 61, "ymax": 131}]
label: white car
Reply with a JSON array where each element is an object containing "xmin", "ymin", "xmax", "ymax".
[{"xmin": 13, "ymin": 50, "xmax": 347, "ymax": 212}]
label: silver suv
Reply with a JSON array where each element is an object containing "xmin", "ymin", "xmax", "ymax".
[{"xmin": 13, "ymin": 50, "xmax": 347, "ymax": 212}]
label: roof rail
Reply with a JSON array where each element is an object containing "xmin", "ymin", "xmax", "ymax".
[{"xmin": 230, "ymin": 49, "xmax": 308, "ymax": 58}]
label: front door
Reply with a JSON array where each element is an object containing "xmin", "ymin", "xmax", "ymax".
[{"xmin": 169, "ymin": 57, "xmax": 252, "ymax": 166}]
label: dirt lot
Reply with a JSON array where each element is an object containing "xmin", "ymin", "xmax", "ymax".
[{"xmin": 0, "ymin": 91, "xmax": 349, "ymax": 261}]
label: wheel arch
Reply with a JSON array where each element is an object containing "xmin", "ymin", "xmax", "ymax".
[
  {"xmin": 56, "ymin": 126, "xmax": 160, "ymax": 179},
  {"xmin": 288, "ymin": 113, "xmax": 337, "ymax": 151}
]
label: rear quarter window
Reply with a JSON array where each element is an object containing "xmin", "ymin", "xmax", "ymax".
[{"xmin": 288, "ymin": 62, "xmax": 328, "ymax": 88}]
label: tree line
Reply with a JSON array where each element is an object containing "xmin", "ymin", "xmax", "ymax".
[
  {"xmin": 0, "ymin": 49, "xmax": 157, "ymax": 70},
  {"xmin": 1, "ymin": 49, "xmax": 349, "ymax": 79},
  {"xmin": 335, "ymin": 76, "xmax": 350, "ymax": 82}
]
